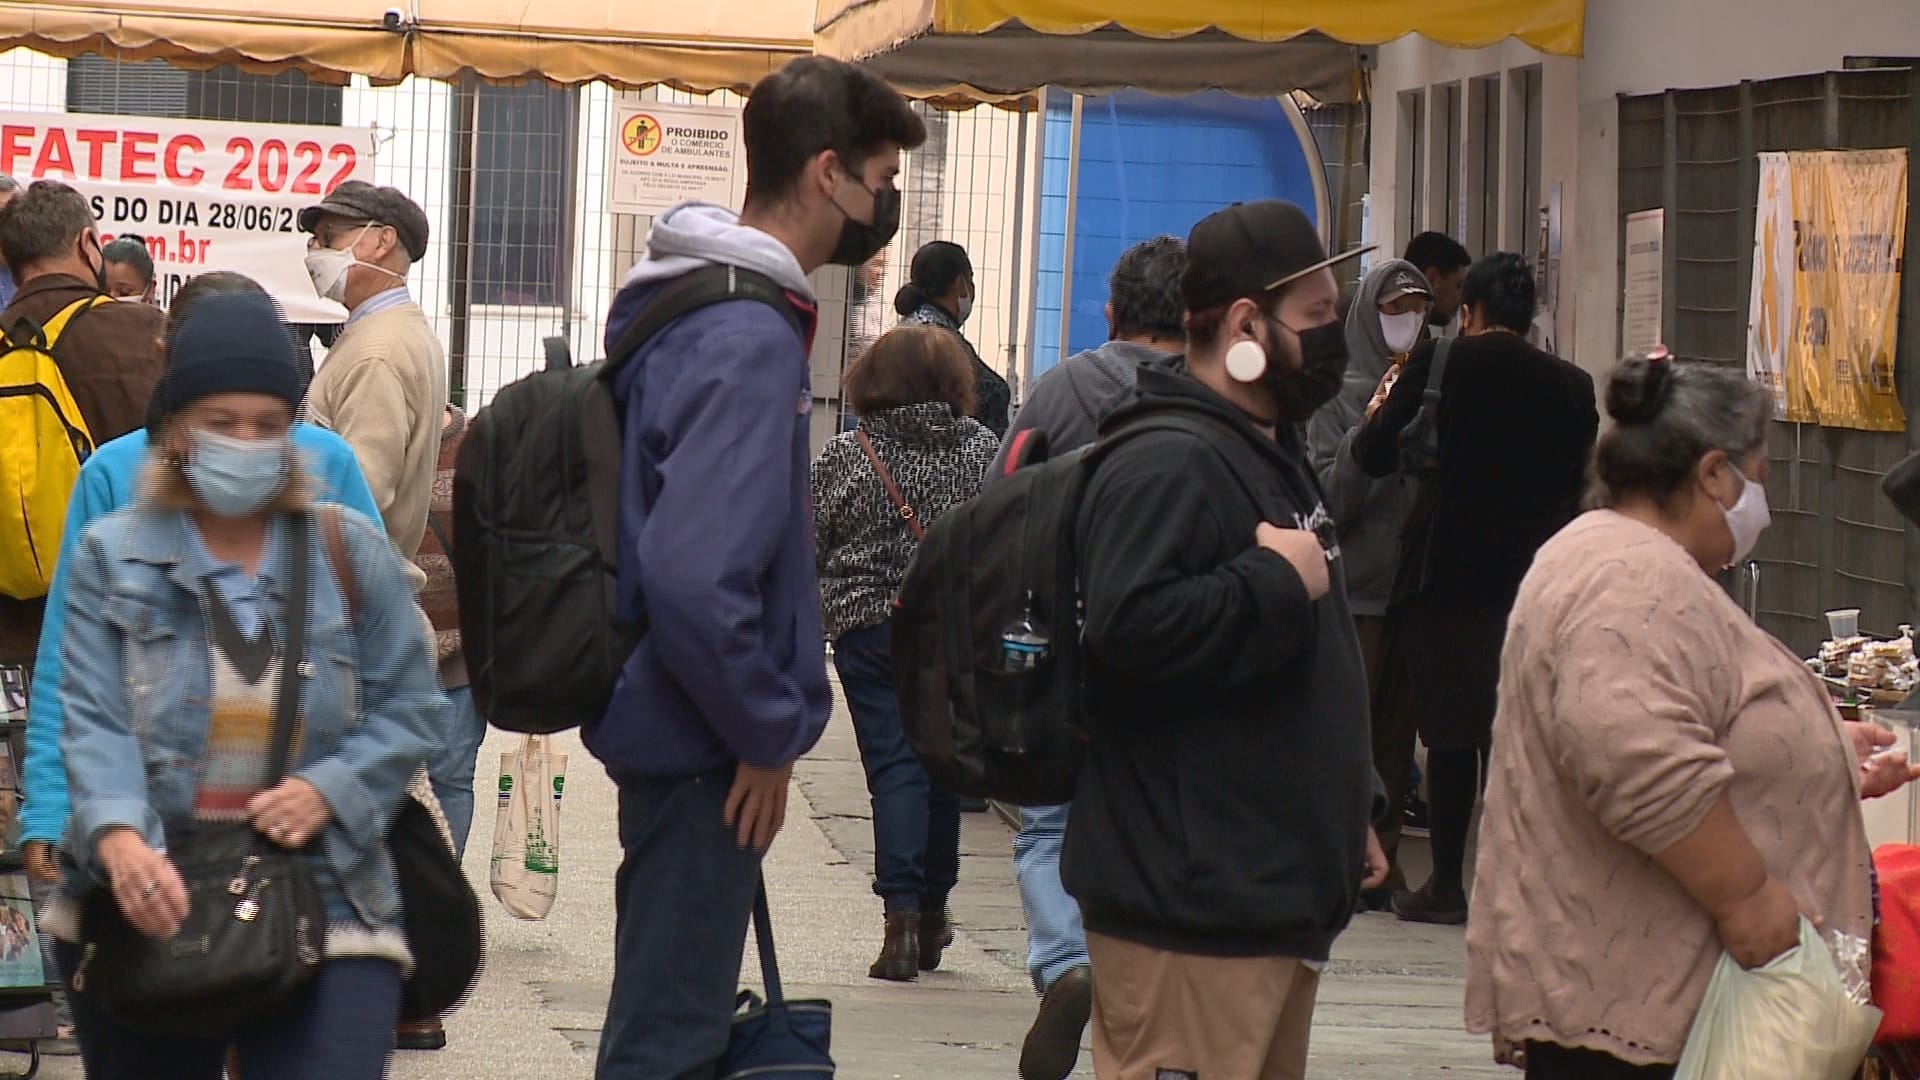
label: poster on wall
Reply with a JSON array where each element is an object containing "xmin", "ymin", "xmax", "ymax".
[
  {"xmin": 1747, "ymin": 153, "xmax": 1797, "ymax": 419},
  {"xmin": 1621, "ymin": 209, "xmax": 1665, "ymax": 356},
  {"xmin": 608, "ymin": 102, "xmax": 745, "ymax": 217},
  {"xmin": 1745, "ymin": 148, "xmax": 1907, "ymax": 432},
  {"xmin": 0, "ymin": 111, "xmax": 376, "ymax": 324}
]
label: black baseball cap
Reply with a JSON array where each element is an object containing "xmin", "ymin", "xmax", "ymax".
[
  {"xmin": 1181, "ymin": 200, "xmax": 1374, "ymax": 313},
  {"xmin": 298, "ymin": 181, "xmax": 430, "ymax": 262}
]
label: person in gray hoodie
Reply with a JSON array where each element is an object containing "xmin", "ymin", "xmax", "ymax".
[
  {"xmin": 1306, "ymin": 258, "xmax": 1432, "ymax": 905},
  {"xmin": 990, "ymin": 235, "xmax": 1186, "ymax": 1080}
]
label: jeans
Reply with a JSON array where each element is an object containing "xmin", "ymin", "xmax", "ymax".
[
  {"xmin": 60, "ymin": 946, "xmax": 401, "ymax": 1080},
  {"xmin": 597, "ymin": 766, "xmax": 763, "ymax": 1080},
  {"xmin": 1016, "ymin": 802, "xmax": 1086, "ymax": 993},
  {"xmin": 431, "ymin": 684, "xmax": 489, "ymax": 858},
  {"xmin": 833, "ymin": 621, "xmax": 960, "ymax": 915}
]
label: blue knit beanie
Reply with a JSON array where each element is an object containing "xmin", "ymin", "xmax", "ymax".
[{"xmin": 152, "ymin": 291, "xmax": 305, "ymax": 421}]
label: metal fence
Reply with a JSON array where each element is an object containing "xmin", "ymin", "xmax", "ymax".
[
  {"xmin": 1617, "ymin": 66, "xmax": 1920, "ymax": 655},
  {"xmin": 0, "ymin": 47, "xmax": 1037, "ymax": 452}
]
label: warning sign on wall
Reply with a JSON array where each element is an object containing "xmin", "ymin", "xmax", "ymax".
[{"xmin": 609, "ymin": 102, "xmax": 745, "ymax": 217}]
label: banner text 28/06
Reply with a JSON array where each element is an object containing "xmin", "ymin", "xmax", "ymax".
[{"xmin": 1, "ymin": 124, "xmax": 359, "ymax": 196}]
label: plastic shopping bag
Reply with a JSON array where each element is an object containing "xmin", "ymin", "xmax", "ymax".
[
  {"xmin": 1674, "ymin": 917, "xmax": 1883, "ymax": 1080},
  {"xmin": 489, "ymin": 734, "xmax": 567, "ymax": 921}
]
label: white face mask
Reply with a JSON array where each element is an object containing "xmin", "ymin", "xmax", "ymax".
[
  {"xmin": 303, "ymin": 224, "xmax": 402, "ymax": 304},
  {"xmin": 956, "ymin": 293, "xmax": 974, "ymax": 325},
  {"xmin": 1380, "ymin": 309, "xmax": 1425, "ymax": 355},
  {"xmin": 1720, "ymin": 466, "xmax": 1772, "ymax": 566}
]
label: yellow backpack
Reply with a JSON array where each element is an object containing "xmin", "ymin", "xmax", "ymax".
[{"xmin": 0, "ymin": 295, "xmax": 110, "ymax": 599}]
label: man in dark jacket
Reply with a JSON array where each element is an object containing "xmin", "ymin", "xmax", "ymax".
[
  {"xmin": 1067, "ymin": 201, "xmax": 1386, "ymax": 1079},
  {"xmin": 989, "ymin": 234, "xmax": 1186, "ymax": 1080},
  {"xmin": 0, "ymin": 180, "xmax": 164, "ymax": 664},
  {"xmin": 587, "ymin": 57, "xmax": 924, "ymax": 1079}
]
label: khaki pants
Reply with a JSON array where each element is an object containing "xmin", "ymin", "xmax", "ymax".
[{"xmin": 1087, "ymin": 931, "xmax": 1320, "ymax": 1080}]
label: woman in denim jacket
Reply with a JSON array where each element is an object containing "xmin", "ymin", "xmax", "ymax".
[{"xmin": 47, "ymin": 290, "xmax": 442, "ymax": 1080}]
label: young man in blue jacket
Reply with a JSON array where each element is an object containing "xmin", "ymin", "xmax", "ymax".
[{"xmin": 587, "ymin": 57, "xmax": 924, "ymax": 1078}]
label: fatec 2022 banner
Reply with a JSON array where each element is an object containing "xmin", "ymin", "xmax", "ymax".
[
  {"xmin": 1746, "ymin": 148, "xmax": 1909, "ymax": 432},
  {"xmin": 0, "ymin": 112, "xmax": 376, "ymax": 324}
]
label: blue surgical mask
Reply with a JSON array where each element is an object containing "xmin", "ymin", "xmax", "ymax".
[{"xmin": 183, "ymin": 428, "xmax": 290, "ymax": 517}]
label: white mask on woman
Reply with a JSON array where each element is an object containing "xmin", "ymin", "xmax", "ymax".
[
  {"xmin": 1720, "ymin": 467, "xmax": 1772, "ymax": 566},
  {"xmin": 1380, "ymin": 310, "xmax": 1425, "ymax": 355}
]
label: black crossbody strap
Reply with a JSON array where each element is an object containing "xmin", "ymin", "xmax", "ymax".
[
  {"xmin": 268, "ymin": 515, "xmax": 313, "ymax": 784},
  {"xmin": 753, "ymin": 875, "xmax": 782, "ymax": 1004}
]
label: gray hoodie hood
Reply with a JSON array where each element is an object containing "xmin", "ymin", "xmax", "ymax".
[
  {"xmin": 1344, "ymin": 259, "xmax": 1427, "ymax": 386},
  {"xmin": 621, "ymin": 202, "xmax": 814, "ymax": 300}
]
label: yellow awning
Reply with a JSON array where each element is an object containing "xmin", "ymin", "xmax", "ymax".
[
  {"xmin": 815, "ymin": 0, "xmax": 1585, "ymax": 100},
  {"xmin": 0, "ymin": 0, "xmax": 814, "ymax": 90}
]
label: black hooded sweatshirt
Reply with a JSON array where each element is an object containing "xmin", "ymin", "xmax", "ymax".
[{"xmin": 1062, "ymin": 359, "xmax": 1377, "ymax": 961}]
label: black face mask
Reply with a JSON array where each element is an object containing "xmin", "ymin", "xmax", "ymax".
[
  {"xmin": 1262, "ymin": 317, "xmax": 1349, "ymax": 423},
  {"xmin": 828, "ymin": 183, "xmax": 901, "ymax": 267}
]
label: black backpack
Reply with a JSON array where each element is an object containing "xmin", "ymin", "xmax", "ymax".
[
  {"xmin": 891, "ymin": 413, "xmax": 1244, "ymax": 806},
  {"xmin": 1396, "ymin": 336, "xmax": 1453, "ymax": 478},
  {"xmin": 452, "ymin": 265, "xmax": 803, "ymax": 734}
]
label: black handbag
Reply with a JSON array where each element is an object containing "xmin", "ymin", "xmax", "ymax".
[
  {"xmin": 73, "ymin": 513, "xmax": 327, "ymax": 1039},
  {"xmin": 317, "ymin": 506, "xmax": 483, "ymax": 1021}
]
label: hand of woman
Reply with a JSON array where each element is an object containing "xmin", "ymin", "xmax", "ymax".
[
  {"xmin": 1714, "ymin": 876, "xmax": 1804, "ymax": 969},
  {"xmin": 1860, "ymin": 748, "xmax": 1920, "ymax": 799},
  {"xmin": 22, "ymin": 841, "xmax": 59, "ymax": 884},
  {"xmin": 1844, "ymin": 719, "xmax": 1895, "ymax": 762},
  {"xmin": 247, "ymin": 778, "xmax": 331, "ymax": 849},
  {"xmin": 97, "ymin": 828, "xmax": 189, "ymax": 938}
]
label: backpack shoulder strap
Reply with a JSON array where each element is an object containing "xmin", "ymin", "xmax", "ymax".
[
  {"xmin": 1085, "ymin": 413, "xmax": 1267, "ymax": 515},
  {"xmin": 603, "ymin": 265, "xmax": 804, "ymax": 379},
  {"xmin": 2, "ymin": 295, "xmax": 109, "ymax": 355},
  {"xmin": 1424, "ymin": 336, "xmax": 1453, "ymax": 402}
]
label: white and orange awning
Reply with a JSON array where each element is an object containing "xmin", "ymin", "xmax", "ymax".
[{"xmin": 0, "ymin": 0, "xmax": 815, "ymax": 90}]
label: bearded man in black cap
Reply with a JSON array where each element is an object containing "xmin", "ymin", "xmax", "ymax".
[{"xmin": 1063, "ymin": 200, "xmax": 1387, "ymax": 1080}]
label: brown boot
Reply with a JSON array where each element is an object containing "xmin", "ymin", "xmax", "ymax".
[
  {"xmin": 395, "ymin": 1019, "xmax": 447, "ymax": 1050},
  {"xmin": 918, "ymin": 904, "xmax": 955, "ymax": 972},
  {"xmin": 868, "ymin": 911, "xmax": 920, "ymax": 982}
]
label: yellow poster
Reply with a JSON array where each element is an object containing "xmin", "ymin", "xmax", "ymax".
[{"xmin": 1783, "ymin": 149, "xmax": 1907, "ymax": 432}]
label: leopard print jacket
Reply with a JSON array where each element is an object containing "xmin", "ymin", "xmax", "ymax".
[{"xmin": 810, "ymin": 401, "xmax": 999, "ymax": 641}]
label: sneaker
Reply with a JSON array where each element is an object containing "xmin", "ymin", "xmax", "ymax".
[
  {"xmin": 1402, "ymin": 794, "xmax": 1431, "ymax": 838},
  {"xmin": 1358, "ymin": 885, "xmax": 1396, "ymax": 913},
  {"xmin": 1392, "ymin": 883, "xmax": 1468, "ymax": 926}
]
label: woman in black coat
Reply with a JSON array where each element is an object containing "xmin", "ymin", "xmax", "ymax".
[{"xmin": 1351, "ymin": 253, "xmax": 1599, "ymax": 925}]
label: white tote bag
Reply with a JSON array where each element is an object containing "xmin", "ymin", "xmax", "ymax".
[
  {"xmin": 1673, "ymin": 918, "xmax": 1882, "ymax": 1080},
  {"xmin": 489, "ymin": 734, "xmax": 567, "ymax": 921}
]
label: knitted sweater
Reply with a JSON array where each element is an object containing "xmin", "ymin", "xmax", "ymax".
[{"xmin": 305, "ymin": 302, "xmax": 447, "ymax": 589}]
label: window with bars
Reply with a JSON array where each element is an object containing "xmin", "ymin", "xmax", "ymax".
[
  {"xmin": 467, "ymin": 82, "xmax": 576, "ymax": 308},
  {"xmin": 66, "ymin": 55, "xmax": 342, "ymax": 125}
]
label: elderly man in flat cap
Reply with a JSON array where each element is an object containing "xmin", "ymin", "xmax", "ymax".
[{"xmin": 299, "ymin": 180, "xmax": 458, "ymax": 1052}]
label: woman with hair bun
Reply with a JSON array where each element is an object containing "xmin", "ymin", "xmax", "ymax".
[
  {"xmin": 895, "ymin": 240, "xmax": 1010, "ymax": 436},
  {"xmin": 1464, "ymin": 351, "xmax": 1916, "ymax": 1078},
  {"xmin": 1352, "ymin": 252, "xmax": 1599, "ymax": 925}
]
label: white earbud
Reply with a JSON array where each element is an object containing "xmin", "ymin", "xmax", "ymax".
[{"xmin": 1224, "ymin": 338, "xmax": 1267, "ymax": 382}]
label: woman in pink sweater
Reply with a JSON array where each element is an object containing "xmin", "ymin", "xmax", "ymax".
[{"xmin": 1466, "ymin": 351, "xmax": 1919, "ymax": 1079}]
